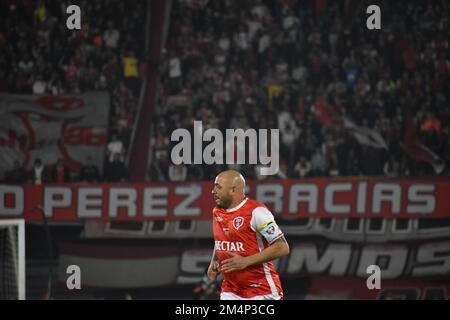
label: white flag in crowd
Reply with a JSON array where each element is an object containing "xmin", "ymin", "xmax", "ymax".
[{"xmin": 343, "ymin": 119, "xmax": 388, "ymax": 150}]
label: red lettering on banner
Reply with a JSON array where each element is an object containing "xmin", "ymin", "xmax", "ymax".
[
  {"xmin": 0, "ymin": 130, "xmax": 27, "ymax": 151},
  {"xmin": 63, "ymin": 128, "xmax": 107, "ymax": 145},
  {"xmin": 5, "ymin": 193, "xmax": 16, "ymax": 208},
  {"xmin": 36, "ymin": 96, "xmax": 85, "ymax": 111}
]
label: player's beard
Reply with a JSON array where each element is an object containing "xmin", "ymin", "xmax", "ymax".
[{"xmin": 217, "ymin": 194, "xmax": 232, "ymax": 209}]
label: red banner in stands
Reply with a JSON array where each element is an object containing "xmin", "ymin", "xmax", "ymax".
[
  {"xmin": 0, "ymin": 93, "xmax": 110, "ymax": 174},
  {"xmin": 1, "ymin": 178, "xmax": 450, "ymax": 221}
]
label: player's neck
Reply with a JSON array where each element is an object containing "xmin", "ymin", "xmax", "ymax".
[{"xmin": 228, "ymin": 195, "xmax": 247, "ymax": 210}]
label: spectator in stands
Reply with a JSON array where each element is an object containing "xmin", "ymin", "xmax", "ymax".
[
  {"xmin": 148, "ymin": 156, "xmax": 167, "ymax": 181},
  {"xmin": 192, "ymin": 267, "xmax": 221, "ymax": 300},
  {"xmin": 328, "ymin": 152, "xmax": 340, "ymax": 177},
  {"xmin": 0, "ymin": 0, "xmax": 145, "ymax": 182},
  {"xmin": 168, "ymin": 52, "xmax": 182, "ymax": 94},
  {"xmin": 294, "ymin": 156, "xmax": 312, "ymax": 178},
  {"xmin": 103, "ymin": 20, "xmax": 120, "ymax": 51},
  {"xmin": 122, "ymin": 49, "xmax": 140, "ymax": 95},
  {"xmin": 278, "ymin": 106, "xmax": 300, "ymax": 160},
  {"xmin": 310, "ymin": 150, "xmax": 327, "ymax": 177},
  {"xmin": 421, "ymin": 113, "xmax": 442, "ymax": 134},
  {"xmin": 51, "ymin": 158, "xmax": 70, "ymax": 183},
  {"xmin": 32, "ymin": 74, "xmax": 47, "ymax": 94},
  {"xmin": 1, "ymin": 0, "xmax": 449, "ymax": 182},
  {"xmin": 104, "ymin": 153, "xmax": 128, "ymax": 182},
  {"xmin": 153, "ymin": 152, "xmax": 171, "ymax": 182},
  {"xmin": 168, "ymin": 162, "xmax": 187, "ymax": 182},
  {"xmin": 4, "ymin": 160, "xmax": 28, "ymax": 184},
  {"xmin": 384, "ymin": 155, "xmax": 401, "ymax": 177},
  {"xmin": 78, "ymin": 156, "xmax": 101, "ymax": 183},
  {"xmin": 18, "ymin": 53, "xmax": 34, "ymax": 77},
  {"xmin": 187, "ymin": 164, "xmax": 205, "ymax": 181},
  {"xmin": 107, "ymin": 133, "xmax": 125, "ymax": 162},
  {"xmin": 29, "ymin": 158, "xmax": 50, "ymax": 184}
]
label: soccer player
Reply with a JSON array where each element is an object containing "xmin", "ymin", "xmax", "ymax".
[{"xmin": 207, "ymin": 170, "xmax": 290, "ymax": 300}]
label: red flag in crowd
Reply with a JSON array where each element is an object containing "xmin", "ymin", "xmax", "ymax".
[{"xmin": 403, "ymin": 113, "xmax": 445, "ymax": 174}]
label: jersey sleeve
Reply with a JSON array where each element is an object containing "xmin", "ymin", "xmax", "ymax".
[{"xmin": 250, "ymin": 206, "xmax": 284, "ymax": 244}]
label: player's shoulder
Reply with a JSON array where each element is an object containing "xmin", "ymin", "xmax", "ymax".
[
  {"xmin": 212, "ymin": 206, "xmax": 225, "ymax": 215},
  {"xmin": 245, "ymin": 198, "xmax": 268, "ymax": 210},
  {"xmin": 246, "ymin": 198, "xmax": 277, "ymax": 218},
  {"xmin": 246, "ymin": 199, "xmax": 276, "ymax": 231}
]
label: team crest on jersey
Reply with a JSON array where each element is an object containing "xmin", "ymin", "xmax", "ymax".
[{"xmin": 233, "ymin": 217, "xmax": 244, "ymax": 230}]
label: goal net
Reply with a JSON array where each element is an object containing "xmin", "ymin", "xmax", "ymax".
[{"xmin": 0, "ymin": 219, "xmax": 25, "ymax": 300}]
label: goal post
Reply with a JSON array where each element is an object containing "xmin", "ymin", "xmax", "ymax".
[{"xmin": 0, "ymin": 219, "xmax": 25, "ymax": 300}]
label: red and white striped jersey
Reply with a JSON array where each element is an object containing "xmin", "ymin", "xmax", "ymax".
[{"xmin": 212, "ymin": 197, "xmax": 284, "ymax": 299}]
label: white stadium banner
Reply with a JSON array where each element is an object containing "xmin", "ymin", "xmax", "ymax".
[{"xmin": 0, "ymin": 92, "xmax": 110, "ymax": 178}]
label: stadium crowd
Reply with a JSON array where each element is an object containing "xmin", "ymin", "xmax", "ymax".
[
  {"xmin": 1, "ymin": 0, "xmax": 449, "ymax": 184},
  {"xmin": 150, "ymin": 0, "xmax": 450, "ymax": 182},
  {"xmin": 0, "ymin": 0, "xmax": 143, "ymax": 182}
]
